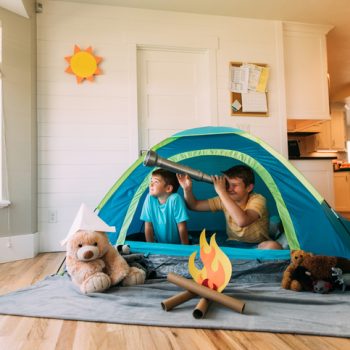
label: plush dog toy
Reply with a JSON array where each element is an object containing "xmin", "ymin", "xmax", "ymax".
[
  {"xmin": 281, "ymin": 250, "xmax": 348, "ymax": 292},
  {"xmin": 66, "ymin": 230, "xmax": 146, "ymax": 294}
]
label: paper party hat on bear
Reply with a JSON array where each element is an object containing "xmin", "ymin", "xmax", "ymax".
[{"xmin": 60, "ymin": 203, "xmax": 116, "ymax": 246}]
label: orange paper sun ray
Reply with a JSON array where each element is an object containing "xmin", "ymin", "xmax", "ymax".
[{"xmin": 65, "ymin": 45, "xmax": 102, "ymax": 83}]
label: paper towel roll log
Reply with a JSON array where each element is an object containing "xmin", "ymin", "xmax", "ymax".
[
  {"xmin": 192, "ymin": 298, "xmax": 211, "ymax": 319},
  {"xmin": 161, "ymin": 290, "xmax": 196, "ymax": 311},
  {"xmin": 167, "ymin": 272, "xmax": 245, "ymax": 314}
]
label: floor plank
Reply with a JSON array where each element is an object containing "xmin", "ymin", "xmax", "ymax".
[{"xmin": 0, "ymin": 253, "xmax": 349, "ymax": 349}]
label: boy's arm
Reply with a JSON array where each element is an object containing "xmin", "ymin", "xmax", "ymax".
[
  {"xmin": 177, "ymin": 174, "xmax": 211, "ymax": 211},
  {"xmin": 177, "ymin": 221, "xmax": 189, "ymax": 244},
  {"xmin": 213, "ymin": 176, "xmax": 260, "ymax": 227},
  {"xmin": 221, "ymin": 195, "xmax": 260, "ymax": 227},
  {"xmin": 144, "ymin": 222, "xmax": 155, "ymax": 242}
]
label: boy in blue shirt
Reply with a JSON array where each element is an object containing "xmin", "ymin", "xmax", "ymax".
[{"xmin": 140, "ymin": 169, "xmax": 189, "ymax": 244}]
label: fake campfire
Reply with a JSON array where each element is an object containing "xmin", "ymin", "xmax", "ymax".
[{"xmin": 161, "ymin": 231, "xmax": 245, "ymax": 318}]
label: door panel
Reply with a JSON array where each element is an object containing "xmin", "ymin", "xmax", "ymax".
[{"xmin": 137, "ymin": 48, "xmax": 211, "ymax": 151}]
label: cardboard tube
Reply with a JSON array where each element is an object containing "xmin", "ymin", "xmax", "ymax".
[
  {"xmin": 161, "ymin": 290, "xmax": 196, "ymax": 311},
  {"xmin": 143, "ymin": 150, "xmax": 213, "ymax": 183},
  {"xmin": 192, "ymin": 298, "xmax": 211, "ymax": 319},
  {"xmin": 167, "ymin": 272, "xmax": 245, "ymax": 314}
]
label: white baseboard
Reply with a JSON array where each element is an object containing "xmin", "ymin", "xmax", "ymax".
[{"xmin": 0, "ymin": 233, "xmax": 39, "ymax": 263}]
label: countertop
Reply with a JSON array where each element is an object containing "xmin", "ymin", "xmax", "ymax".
[
  {"xmin": 334, "ymin": 168, "xmax": 350, "ymax": 172},
  {"xmin": 289, "ymin": 156, "xmax": 337, "ymax": 160}
]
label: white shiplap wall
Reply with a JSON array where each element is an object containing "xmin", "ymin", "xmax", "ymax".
[{"xmin": 38, "ymin": 0, "xmax": 287, "ymax": 251}]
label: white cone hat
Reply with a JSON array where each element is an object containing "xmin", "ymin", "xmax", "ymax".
[{"xmin": 60, "ymin": 203, "xmax": 116, "ymax": 246}]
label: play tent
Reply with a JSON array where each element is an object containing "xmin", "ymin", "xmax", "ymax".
[{"xmin": 97, "ymin": 126, "xmax": 350, "ymax": 259}]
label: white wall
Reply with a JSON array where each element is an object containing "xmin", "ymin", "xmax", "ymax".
[{"xmin": 38, "ymin": 0, "xmax": 288, "ymax": 251}]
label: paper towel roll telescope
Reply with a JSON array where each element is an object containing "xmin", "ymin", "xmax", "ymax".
[{"xmin": 143, "ymin": 150, "xmax": 213, "ymax": 184}]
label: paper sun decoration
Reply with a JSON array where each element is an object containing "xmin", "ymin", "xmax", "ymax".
[
  {"xmin": 188, "ymin": 230, "xmax": 232, "ymax": 293},
  {"xmin": 65, "ymin": 45, "xmax": 102, "ymax": 83}
]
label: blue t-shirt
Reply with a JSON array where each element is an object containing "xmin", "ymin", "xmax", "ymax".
[{"xmin": 140, "ymin": 193, "xmax": 189, "ymax": 244}]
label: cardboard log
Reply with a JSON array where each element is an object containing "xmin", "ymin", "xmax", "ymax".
[
  {"xmin": 167, "ymin": 272, "xmax": 245, "ymax": 314},
  {"xmin": 161, "ymin": 290, "xmax": 196, "ymax": 311},
  {"xmin": 192, "ymin": 298, "xmax": 211, "ymax": 319}
]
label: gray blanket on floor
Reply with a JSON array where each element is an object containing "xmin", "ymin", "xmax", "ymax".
[{"xmin": 0, "ymin": 256, "xmax": 349, "ymax": 338}]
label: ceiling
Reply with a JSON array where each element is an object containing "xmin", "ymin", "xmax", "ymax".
[{"xmin": 50, "ymin": 0, "xmax": 350, "ymax": 103}]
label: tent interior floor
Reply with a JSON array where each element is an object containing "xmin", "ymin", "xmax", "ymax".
[{"xmin": 0, "ymin": 252, "xmax": 350, "ymax": 349}]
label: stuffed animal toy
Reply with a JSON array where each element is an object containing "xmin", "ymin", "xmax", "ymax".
[
  {"xmin": 281, "ymin": 250, "xmax": 341, "ymax": 292},
  {"xmin": 65, "ymin": 230, "xmax": 146, "ymax": 294},
  {"xmin": 61, "ymin": 203, "xmax": 146, "ymax": 294},
  {"xmin": 286, "ymin": 265, "xmax": 314, "ymax": 291},
  {"xmin": 331, "ymin": 267, "xmax": 350, "ymax": 291},
  {"xmin": 313, "ymin": 280, "xmax": 332, "ymax": 294}
]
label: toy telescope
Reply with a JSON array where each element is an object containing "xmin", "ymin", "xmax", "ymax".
[{"xmin": 143, "ymin": 150, "xmax": 213, "ymax": 184}]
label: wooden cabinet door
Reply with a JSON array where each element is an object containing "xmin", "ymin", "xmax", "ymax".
[
  {"xmin": 334, "ymin": 173, "xmax": 350, "ymax": 211},
  {"xmin": 315, "ymin": 121, "xmax": 331, "ymax": 149},
  {"xmin": 304, "ymin": 135, "xmax": 316, "ymax": 153},
  {"xmin": 330, "ymin": 110, "xmax": 347, "ymax": 150},
  {"xmin": 283, "ymin": 24, "xmax": 330, "ymax": 119}
]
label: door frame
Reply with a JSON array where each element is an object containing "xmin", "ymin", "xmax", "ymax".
[{"xmin": 127, "ymin": 35, "xmax": 219, "ymax": 162}]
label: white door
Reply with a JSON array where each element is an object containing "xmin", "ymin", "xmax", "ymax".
[{"xmin": 137, "ymin": 48, "xmax": 212, "ymax": 152}]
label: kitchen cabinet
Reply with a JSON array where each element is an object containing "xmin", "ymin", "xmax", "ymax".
[
  {"xmin": 283, "ymin": 23, "xmax": 332, "ymax": 120},
  {"xmin": 287, "ymin": 119, "xmax": 323, "ymax": 133},
  {"xmin": 334, "ymin": 172, "xmax": 350, "ymax": 211},
  {"xmin": 304, "ymin": 134, "xmax": 318, "ymax": 153},
  {"xmin": 314, "ymin": 121, "xmax": 331, "ymax": 149},
  {"xmin": 315, "ymin": 110, "xmax": 347, "ymax": 151},
  {"xmin": 290, "ymin": 159, "xmax": 334, "ymax": 207},
  {"xmin": 289, "ymin": 109, "xmax": 347, "ymax": 152},
  {"xmin": 330, "ymin": 109, "xmax": 347, "ymax": 150}
]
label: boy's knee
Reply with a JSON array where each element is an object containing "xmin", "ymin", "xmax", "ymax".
[{"xmin": 258, "ymin": 240, "xmax": 283, "ymax": 250}]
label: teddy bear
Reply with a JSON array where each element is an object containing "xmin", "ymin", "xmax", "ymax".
[
  {"xmin": 312, "ymin": 280, "xmax": 333, "ymax": 294},
  {"xmin": 65, "ymin": 229, "xmax": 146, "ymax": 294},
  {"xmin": 281, "ymin": 250, "xmax": 339, "ymax": 292}
]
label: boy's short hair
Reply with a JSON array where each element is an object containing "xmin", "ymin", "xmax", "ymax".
[
  {"xmin": 222, "ymin": 165, "xmax": 255, "ymax": 187},
  {"xmin": 152, "ymin": 169, "xmax": 179, "ymax": 193}
]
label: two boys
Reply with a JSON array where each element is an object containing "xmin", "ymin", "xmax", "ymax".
[{"xmin": 141, "ymin": 165, "xmax": 281, "ymax": 249}]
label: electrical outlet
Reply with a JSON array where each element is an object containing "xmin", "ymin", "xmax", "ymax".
[
  {"xmin": 35, "ymin": 2, "xmax": 43, "ymax": 13},
  {"xmin": 48, "ymin": 209, "xmax": 57, "ymax": 223}
]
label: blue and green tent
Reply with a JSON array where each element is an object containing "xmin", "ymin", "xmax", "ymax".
[{"xmin": 97, "ymin": 127, "xmax": 350, "ymax": 259}]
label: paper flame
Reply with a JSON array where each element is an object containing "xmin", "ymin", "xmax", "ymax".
[{"xmin": 188, "ymin": 230, "xmax": 232, "ymax": 293}]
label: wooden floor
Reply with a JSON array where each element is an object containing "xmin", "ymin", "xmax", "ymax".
[{"xmin": 1, "ymin": 253, "xmax": 350, "ymax": 350}]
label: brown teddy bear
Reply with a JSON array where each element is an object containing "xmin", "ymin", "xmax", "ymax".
[
  {"xmin": 61, "ymin": 203, "xmax": 146, "ymax": 294},
  {"xmin": 281, "ymin": 250, "xmax": 338, "ymax": 292},
  {"xmin": 66, "ymin": 229, "xmax": 146, "ymax": 294}
]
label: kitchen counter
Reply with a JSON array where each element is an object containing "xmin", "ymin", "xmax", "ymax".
[
  {"xmin": 289, "ymin": 156, "xmax": 337, "ymax": 160},
  {"xmin": 334, "ymin": 168, "xmax": 350, "ymax": 172}
]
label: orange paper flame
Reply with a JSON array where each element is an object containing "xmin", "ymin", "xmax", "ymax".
[{"xmin": 188, "ymin": 230, "xmax": 232, "ymax": 293}]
